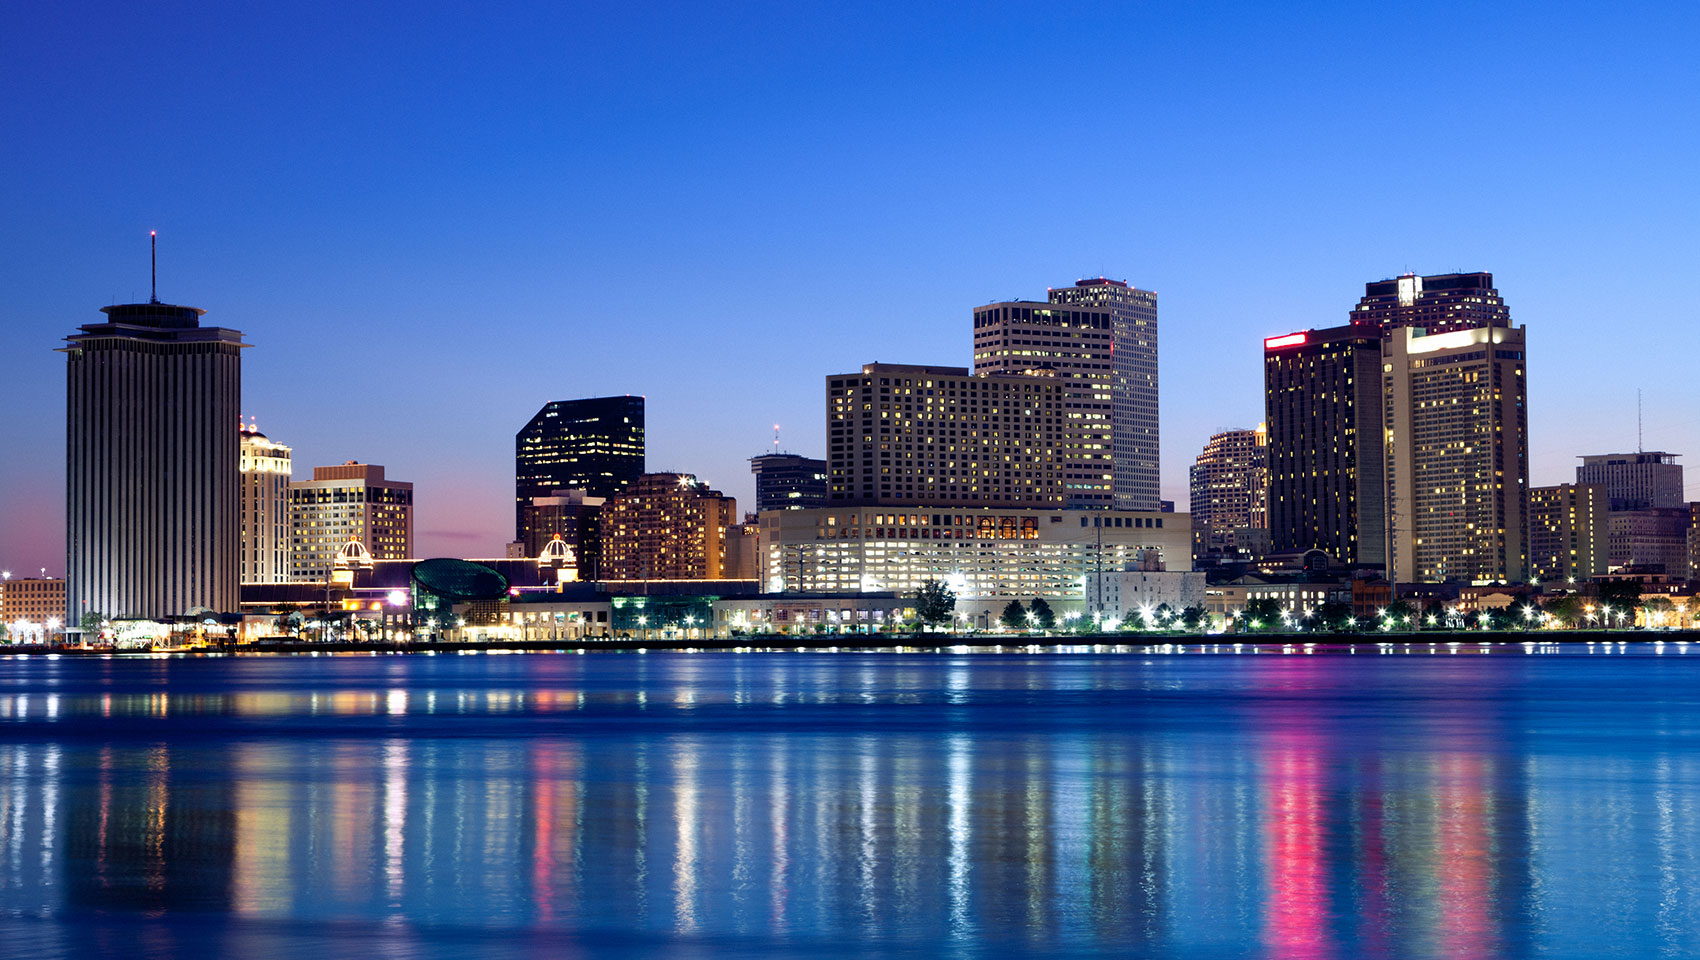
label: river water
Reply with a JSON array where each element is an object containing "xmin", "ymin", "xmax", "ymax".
[{"xmin": 1, "ymin": 644, "xmax": 1699, "ymax": 958}]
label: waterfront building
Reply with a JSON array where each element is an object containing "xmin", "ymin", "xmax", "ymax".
[
  {"xmin": 239, "ymin": 421, "xmax": 292, "ymax": 583},
  {"xmin": 1084, "ymin": 570, "xmax": 1206, "ymax": 624},
  {"xmin": 750, "ymin": 453, "xmax": 829, "ymax": 511},
  {"xmin": 517, "ymin": 488, "xmax": 605, "ymax": 577},
  {"xmin": 1, "ymin": 577, "xmax": 67, "ymax": 631},
  {"xmin": 1263, "ymin": 324, "xmax": 1386, "ymax": 568},
  {"xmin": 599, "ymin": 473, "xmax": 738, "ymax": 581},
  {"xmin": 758, "ymin": 505, "xmax": 1190, "ymax": 624},
  {"xmin": 1576, "ymin": 452, "xmax": 1683, "ymax": 512},
  {"xmin": 62, "ymin": 294, "xmax": 246, "ymax": 620},
  {"xmin": 1691, "ymin": 502, "xmax": 1700, "ymax": 581},
  {"xmin": 1529, "ymin": 483, "xmax": 1608, "ymax": 583},
  {"xmin": 1045, "ymin": 278, "xmax": 1161, "ymax": 510},
  {"xmin": 827, "ymin": 363, "xmax": 1066, "ymax": 508},
  {"xmin": 1188, "ymin": 425, "xmax": 1269, "ymax": 563},
  {"xmin": 515, "ymin": 396, "xmax": 644, "ymax": 540},
  {"xmin": 1382, "ymin": 322, "xmax": 1530, "ymax": 583},
  {"xmin": 1349, "ymin": 271, "xmax": 1511, "ymax": 333},
  {"xmin": 972, "ymin": 298, "xmax": 1117, "ymax": 508},
  {"xmin": 288, "ymin": 462, "xmax": 414, "ymax": 582}
]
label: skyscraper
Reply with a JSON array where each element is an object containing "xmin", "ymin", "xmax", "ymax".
[
  {"xmin": 62, "ymin": 295, "xmax": 246, "ymax": 620},
  {"xmin": 1047, "ymin": 278, "xmax": 1160, "ymax": 510},
  {"xmin": 972, "ymin": 299, "xmax": 1115, "ymax": 507},
  {"xmin": 1528, "ymin": 483, "xmax": 1608, "ymax": 582},
  {"xmin": 1263, "ymin": 325, "xmax": 1386, "ymax": 567},
  {"xmin": 827, "ymin": 363, "xmax": 1065, "ymax": 508},
  {"xmin": 239, "ymin": 422, "xmax": 292, "ymax": 583},
  {"xmin": 516, "ymin": 396, "xmax": 644, "ymax": 540},
  {"xmin": 1349, "ymin": 272, "xmax": 1510, "ymax": 333},
  {"xmin": 1188, "ymin": 425, "xmax": 1269, "ymax": 562},
  {"xmin": 1382, "ymin": 322, "xmax": 1530, "ymax": 582},
  {"xmin": 288, "ymin": 462, "xmax": 413, "ymax": 581},
  {"xmin": 749, "ymin": 453, "xmax": 828, "ymax": 512}
]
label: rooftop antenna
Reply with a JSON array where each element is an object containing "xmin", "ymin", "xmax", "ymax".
[
  {"xmin": 149, "ymin": 230, "xmax": 158, "ymax": 303},
  {"xmin": 773, "ymin": 423, "xmax": 781, "ymax": 453},
  {"xmin": 1637, "ymin": 389, "xmax": 1643, "ymax": 453}
]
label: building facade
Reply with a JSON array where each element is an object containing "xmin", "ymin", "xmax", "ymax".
[
  {"xmin": 1046, "ymin": 279, "xmax": 1161, "ymax": 510},
  {"xmin": 972, "ymin": 300, "xmax": 1116, "ymax": 508},
  {"xmin": 1528, "ymin": 483, "xmax": 1608, "ymax": 582},
  {"xmin": 1350, "ymin": 272, "xmax": 1511, "ymax": 333},
  {"xmin": 758, "ymin": 505, "xmax": 1190, "ymax": 611},
  {"xmin": 1188, "ymin": 425, "xmax": 1269, "ymax": 562},
  {"xmin": 750, "ymin": 453, "xmax": 829, "ymax": 511},
  {"xmin": 288, "ymin": 462, "xmax": 414, "ymax": 581},
  {"xmin": 62, "ymin": 299, "xmax": 246, "ymax": 619},
  {"xmin": 1263, "ymin": 324, "xmax": 1386, "ymax": 568},
  {"xmin": 827, "ymin": 363, "xmax": 1066, "ymax": 508},
  {"xmin": 1382, "ymin": 322, "xmax": 1530, "ymax": 583},
  {"xmin": 2, "ymin": 577, "xmax": 67, "ymax": 631},
  {"xmin": 1607, "ymin": 508, "xmax": 1692, "ymax": 577},
  {"xmin": 1576, "ymin": 452, "xmax": 1683, "ymax": 512},
  {"xmin": 518, "ymin": 489, "xmax": 605, "ymax": 577},
  {"xmin": 239, "ymin": 422, "xmax": 292, "ymax": 583},
  {"xmin": 515, "ymin": 396, "xmax": 644, "ymax": 539},
  {"xmin": 599, "ymin": 473, "xmax": 738, "ymax": 581}
]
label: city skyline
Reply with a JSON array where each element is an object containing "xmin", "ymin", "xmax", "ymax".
[{"xmin": 4, "ymin": 3, "xmax": 1699, "ymax": 573}]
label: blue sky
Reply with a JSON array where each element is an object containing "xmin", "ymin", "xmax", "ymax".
[{"xmin": 3, "ymin": 1, "xmax": 1697, "ymax": 570}]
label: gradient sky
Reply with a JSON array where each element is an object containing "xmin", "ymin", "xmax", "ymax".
[{"xmin": 3, "ymin": 1, "xmax": 1697, "ymax": 573}]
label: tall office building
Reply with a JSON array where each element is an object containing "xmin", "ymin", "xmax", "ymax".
[
  {"xmin": 750, "ymin": 453, "xmax": 829, "ymax": 512},
  {"xmin": 827, "ymin": 363, "xmax": 1065, "ymax": 508},
  {"xmin": 1382, "ymin": 322, "xmax": 1530, "ymax": 583},
  {"xmin": 1605, "ymin": 508, "xmax": 1690, "ymax": 576},
  {"xmin": 1263, "ymin": 325, "xmax": 1386, "ymax": 567},
  {"xmin": 515, "ymin": 396, "xmax": 644, "ymax": 540},
  {"xmin": 973, "ymin": 300, "xmax": 1115, "ymax": 508},
  {"xmin": 239, "ymin": 422, "xmax": 292, "ymax": 583},
  {"xmin": 1188, "ymin": 425, "xmax": 1269, "ymax": 562},
  {"xmin": 599, "ymin": 473, "xmax": 737, "ymax": 581},
  {"xmin": 1576, "ymin": 452, "xmax": 1683, "ymax": 511},
  {"xmin": 62, "ymin": 296, "xmax": 246, "ymax": 620},
  {"xmin": 288, "ymin": 462, "xmax": 414, "ymax": 582},
  {"xmin": 1528, "ymin": 483, "xmax": 1608, "ymax": 582},
  {"xmin": 1349, "ymin": 272, "xmax": 1510, "ymax": 333},
  {"xmin": 1047, "ymin": 278, "xmax": 1161, "ymax": 510}
]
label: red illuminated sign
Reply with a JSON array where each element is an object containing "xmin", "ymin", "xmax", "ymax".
[{"xmin": 1264, "ymin": 332, "xmax": 1308, "ymax": 350}]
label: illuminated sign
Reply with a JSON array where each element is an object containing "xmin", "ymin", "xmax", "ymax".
[{"xmin": 1264, "ymin": 332, "xmax": 1308, "ymax": 350}]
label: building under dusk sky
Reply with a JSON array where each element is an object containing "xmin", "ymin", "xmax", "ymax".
[{"xmin": 2, "ymin": 3, "xmax": 1697, "ymax": 573}]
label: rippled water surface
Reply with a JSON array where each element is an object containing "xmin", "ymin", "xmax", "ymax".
[{"xmin": 3, "ymin": 646, "xmax": 1700, "ymax": 958}]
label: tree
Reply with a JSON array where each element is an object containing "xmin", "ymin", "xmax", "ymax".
[
  {"xmin": 1181, "ymin": 605, "xmax": 1205, "ymax": 631},
  {"xmin": 1315, "ymin": 600, "xmax": 1355, "ymax": 633},
  {"xmin": 1243, "ymin": 598, "xmax": 1282, "ymax": 630},
  {"xmin": 1385, "ymin": 599, "xmax": 1416, "ymax": 629},
  {"xmin": 1542, "ymin": 595, "xmax": 1581, "ymax": 629},
  {"xmin": 1643, "ymin": 595, "xmax": 1676, "ymax": 628},
  {"xmin": 914, "ymin": 579, "xmax": 957, "ymax": 631},
  {"xmin": 1000, "ymin": 600, "xmax": 1028, "ymax": 631},
  {"xmin": 1598, "ymin": 579, "xmax": 1643, "ymax": 624},
  {"xmin": 79, "ymin": 611, "xmax": 107, "ymax": 636},
  {"xmin": 1029, "ymin": 597, "xmax": 1056, "ymax": 631}
]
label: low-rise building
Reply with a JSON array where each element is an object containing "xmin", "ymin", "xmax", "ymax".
[{"xmin": 2, "ymin": 577, "xmax": 67, "ymax": 634}]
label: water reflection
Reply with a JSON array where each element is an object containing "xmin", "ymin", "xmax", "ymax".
[{"xmin": 1, "ymin": 651, "xmax": 1700, "ymax": 955}]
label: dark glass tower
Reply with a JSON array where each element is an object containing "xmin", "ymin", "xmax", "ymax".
[
  {"xmin": 62, "ymin": 299, "xmax": 247, "ymax": 619},
  {"xmin": 1349, "ymin": 272, "xmax": 1509, "ymax": 333},
  {"xmin": 1262, "ymin": 324, "xmax": 1385, "ymax": 568},
  {"xmin": 515, "ymin": 396, "xmax": 644, "ymax": 540},
  {"xmin": 749, "ymin": 453, "xmax": 828, "ymax": 512}
]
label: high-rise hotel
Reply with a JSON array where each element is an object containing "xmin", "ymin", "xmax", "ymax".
[
  {"xmin": 239, "ymin": 422, "xmax": 292, "ymax": 583},
  {"xmin": 1264, "ymin": 271, "xmax": 1530, "ymax": 581},
  {"xmin": 1046, "ymin": 278, "xmax": 1161, "ymax": 510},
  {"xmin": 972, "ymin": 299, "xmax": 1116, "ymax": 508},
  {"xmin": 1263, "ymin": 324, "xmax": 1386, "ymax": 567},
  {"xmin": 62, "ymin": 296, "xmax": 246, "ymax": 619}
]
